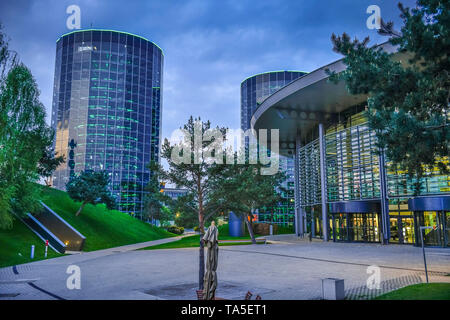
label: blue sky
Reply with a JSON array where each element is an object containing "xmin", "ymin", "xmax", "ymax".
[{"xmin": 0, "ymin": 0, "xmax": 416, "ymax": 140}]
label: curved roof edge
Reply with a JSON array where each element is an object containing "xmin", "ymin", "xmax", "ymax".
[
  {"xmin": 250, "ymin": 41, "xmax": 398, "ymax": 131},
  {"xmin": 56, "ymin": 29, "xmax": 164, "ymax": 55},
  {"xmin": 241, "ymin": 70, "xmax": 309, "ymax": 84}
]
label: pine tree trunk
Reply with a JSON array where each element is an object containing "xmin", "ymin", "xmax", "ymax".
[
  {"xmin": 199, "ymin": 233, "xmax": 205, "ymax": 290},
  {"xmin": 245, "ymin": 214, "xmax": 257, "ymax": 244},
  {"xmin": 75, "ymin": 201, "xmax": 87, "ymax": 216},
  {"xmin": 198, "ymin": 214, "xmax": 205, "ymax": 290}
]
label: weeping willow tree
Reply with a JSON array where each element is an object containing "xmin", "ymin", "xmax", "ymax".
[{"xmin": 0, "ymin": 26, "xmax": 55, "ymax": 228}]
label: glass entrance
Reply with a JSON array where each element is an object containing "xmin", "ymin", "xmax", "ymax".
[
  {"xmin": 390, "ymin": 216, "xmax": 415, "ymax": 244},
  {"xmin": 331, "ymin": 213, "xmax": 380, "ymax": 242},
  {"xmin": 415, "ymin": 211, "xmax": 450, "ymax": 247},
  {"xmin": 446, "ymin": 212, "xmax": 450, "ymax": 248},
  {"xmin": 313, "ymin": 208, "xmax": 323, "ymax": 239},
  {"xmin": 401, "ymin": 217, "xmax": 415, "ymax": 244},
  {"xmin": 390, "ymin": 217, "xmax": 400, "ymax": 243},
  {"xmin": 332, "ymin": 214, "xmax": 348, "ymax": 241},
  {"xmin": 351, "ymin": 213, "xmax": 380, "ymax": 242}
]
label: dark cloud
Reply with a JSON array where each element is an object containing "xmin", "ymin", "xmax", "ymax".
[{"xmin": 0, "ymin": 0, "xmax": 416, "ymax": 141}]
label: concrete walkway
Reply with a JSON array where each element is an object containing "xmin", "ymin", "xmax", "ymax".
[
  {"xmin": 0, "ymin": 234, "xmax": 191, "ymax": 282},
  {"xmin": 59, "ymin": 233, "xmax": 194, "ymax": 263},
  {"xmin": 1, "ymin": 236, "xmax": 449, "ymax": 300}
]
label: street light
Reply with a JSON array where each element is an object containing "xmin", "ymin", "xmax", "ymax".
[{"xmin": 419, "ymin": 225, "xmax": 436, "ymax": 283}]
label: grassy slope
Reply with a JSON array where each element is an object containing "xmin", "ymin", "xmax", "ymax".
[
  {"xmin": 375, "ymin": 283, "xmax": 450, "ymax": 300},
  {"xmin": 0, "ymin": 219, "xmax": 63, "ymax": 268},
  {"xmin": 38, "ymin": 186, "xmax": 175, "ymax": 252}
]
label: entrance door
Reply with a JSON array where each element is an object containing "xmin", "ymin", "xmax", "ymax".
[
  {"xmin": 400, "ymin": 217, "xmax": 415, "ymax": 244},
  {"xmin": 333, "ymin": 214, "xmax": 348, "ymax": 241},
  {"xmin": 332, "ymin": 213, "xmax": 380, "ymax": 242},
  {"xmin": 352, "ymin": 214, "xmax": 364, "ymax": 242},
  {"xmin": 445, "ymin": 212, "xmax": 450, "ymax": 247},
  {"xmin": 390, "ymin": 216, "xmax": 415, "ymax": 244},
  {"xmin": 423, "ymin": 211, "xmax": 441, "ymax": 246},
  {"xmin": 390, "ymin": 217, "xmax": 400, "ymax": 243},
  {"xmin": 437, "ymin": 211, "xmax": 449, "ymax": 247},
  {"xmin": 366, "ymin": 213, "xmax": 381, "ymax": 242},
  {"xmin": 352, "ymin": 213, "xmax": 379, "ymax": 242},
  {"xmin": 415, "ymin": 211, "xmax": 449, "ymax": 247}
]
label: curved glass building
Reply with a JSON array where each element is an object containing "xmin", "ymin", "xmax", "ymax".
[
  {"xmin": 51, "ymin": 29, "xmax": 163, "ymax": 217},
  {"xmin": 241, "ymin": 71, "xmax": 307, "ymax": 132},
  {"xmin": 241, "ymin": 71, "xmax": 307, "ymax": 225},
  {"xmin": 252, "ymin": 43, "xmax": 450, "ymax": 246}
]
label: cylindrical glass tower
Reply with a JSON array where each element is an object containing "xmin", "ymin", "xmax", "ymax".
[
  {"xmin": 240, "ymin": 71, "xmax": 306, "ymax": 131},
  {"xmin": 51, "ymin": 29, "xmax": 163, "ymax": 217},
  {"xmin": 240, "ymin": 71, "xmax": 307, "ymax": 225}
]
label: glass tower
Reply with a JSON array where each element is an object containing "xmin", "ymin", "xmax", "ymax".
[
  {"xmin": 240, "ymin": 71, "xmax": 307, "ymax": 225},
  {"xmin": 51, "ymin": 29, "xmax": 163, "ymax": 217}
]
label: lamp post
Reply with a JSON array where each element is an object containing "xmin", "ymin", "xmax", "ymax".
[{"xmin": 419, "ymin": 226, "xmax": 435, "ymax": 283}]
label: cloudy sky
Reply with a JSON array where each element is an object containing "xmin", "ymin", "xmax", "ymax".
[{"xmin": 0, "ymin": 0, "xmax": 416, "ymax": 141}]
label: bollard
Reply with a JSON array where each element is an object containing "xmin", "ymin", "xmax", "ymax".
[
  {"xmin": 269, "ymin": 224, "xmax": 273, "ymax": 236},
  {"xmin": 45, "ymin": 240, "xmax": 49, "ymax": 258},
  {"xmin": 30, "ymin": 245, "xmax": 35, "ymax": 259},
  {"xmin": 321, "ymin": 278, "xmax": 345, "ymax": 300}
]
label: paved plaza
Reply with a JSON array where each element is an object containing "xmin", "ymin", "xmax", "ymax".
[{"xmin": 1, "ymin": 236, "xmax": 449, "ymax": 300}]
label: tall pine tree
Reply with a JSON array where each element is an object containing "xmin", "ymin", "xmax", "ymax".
[
  {"xmin": 328, "ymin": 0, "xmax": 449, "ymax": 194},
  {"xmin": 156, "ymin": 116, "xmax": 227, "ymax": 290}
]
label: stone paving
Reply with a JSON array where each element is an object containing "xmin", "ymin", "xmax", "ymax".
[
  {"xmin": 0, "ymin": 236, "xmax": 449, "ymax": 300},
  {"xmin": 344, "ymin": 273, "xmax": 423, "ymax": 300}
]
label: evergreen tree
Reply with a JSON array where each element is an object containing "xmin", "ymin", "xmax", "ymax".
[
  {"xmin": 143, "ymin": 161, "xmax": 172, "ymax": 224},
  {"xmin": 172, "ymin": 194, "xmax": 199, "ymax": 228},
  {"xmin": 156, "ymin": 116, "xmax": 227, "ymax": 290},
  {"xmin": 328, "ymin": 0, "xmax": 449, "ymax": 194},
  {"xmin": 159, "ymin": 206, "xmax": 174, "ymax": 227},
  {"xmin": 66, "ymin": 170, "xmax": 116, "ymax": 216},
  {"xmin": 210, "ymin": 151, "xmax": 286, "ymax": 244},
  {"xmin": 37, "ymin": 132, "xmax": 65, "ymax": 187}
]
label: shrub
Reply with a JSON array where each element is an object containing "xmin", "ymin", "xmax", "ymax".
[
  {"xmin": 167, "ymin": 226, "xmax": 184, "ymax": 235},
  {"xmin": 253, "ymin": 222, "xmax": 278, "ymax": 235}
]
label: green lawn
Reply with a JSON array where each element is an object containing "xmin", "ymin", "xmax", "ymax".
[
  {"xmin": 217, "ymin": 224, "xmax": 253, "ymax": 240},
  {"xmin": 0, "ymin": 219, "xmax": 63, "ymax": 268},
  {"xmin": 141, "ymin": 234, "xmax": 264, "ymax": 250},
  {"xmin": 142, "ymin": 224, "xmax": 271, "ymax": 250},
  {"xmin": 39, "ymin": 186, "xmax": 175, "ymax": 251},
  {"xmin": 375, "ymin": 283, "xmax": 450, "ymax": 300}
]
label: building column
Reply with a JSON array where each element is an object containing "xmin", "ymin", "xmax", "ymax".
[
  {"xmin": 294, "ymin": 131, "xmax": 304, "ymax": 237},
  {"xmin": 319, "ymin": 123, "xmax": 328, "ymax": 241},
  {"xmin": 378, "ymin": 151, "xmax": 390, "ymax": 244}
]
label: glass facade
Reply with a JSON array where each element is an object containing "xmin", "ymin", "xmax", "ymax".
[
  {"xmin": 296, "ymin": 106, "xmax": 450, "ymax": 245},
  {"xmin": 240, "ymin": 71, "xmax": 307, "ymax": 225},
  {"xmin": 163, "ymin": 188, "xmax": 188, "ymax": 201},
  {"xmin": 51, "ymin": 29, "xmax": 163, "ymax": 217},
  {"xmin": 330, "ymin": 213, "xmax": 381, "ymax": 243},
  {"xmin": 325, "ymin": 121, "xmax": 381, "ymax": 202},
  {"xmin": 240, "ymin": 71, "xmax": 307, "ymax": 132}
]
